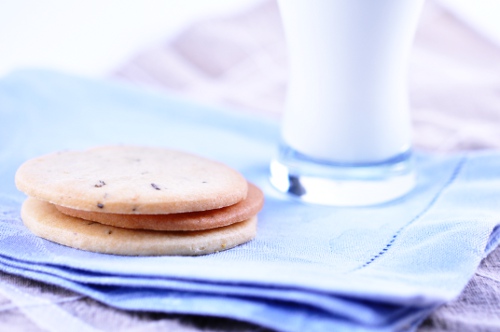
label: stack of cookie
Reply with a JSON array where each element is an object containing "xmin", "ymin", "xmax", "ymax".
[{"xmin": 15, "ymin": 146, "xmax": 263, "ymax": 256}]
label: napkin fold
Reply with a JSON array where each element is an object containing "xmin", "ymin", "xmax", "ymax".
[{"xmin": 1, "ymin": 70, "xmax": 499, "ymax": 332}]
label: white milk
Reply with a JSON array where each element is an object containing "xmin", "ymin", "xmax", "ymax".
[{"xmin": 279, "ymin": 0, "xmax": 425, "ymax": 163}]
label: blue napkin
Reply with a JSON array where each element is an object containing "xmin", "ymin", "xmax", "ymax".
[{"xmin": 1, "ymin": 70, "xmax": 499, "ymax": 332}]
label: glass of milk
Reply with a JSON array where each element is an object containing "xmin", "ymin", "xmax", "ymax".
[{"xmin": 270, "ymin": 0, "xmax": 425, "ymax": 206}]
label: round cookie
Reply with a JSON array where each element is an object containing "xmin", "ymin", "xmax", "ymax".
[
  {"xmin": 21, "ymin": 198, "xmax": 257, "ymax": 256},
  {"xmin": 15, "ymin": 146, "xmax": 248, "ymax": 214},
  {"xmin": 55, "ymin": 183, "xmax": 264, "ymax": 231}
]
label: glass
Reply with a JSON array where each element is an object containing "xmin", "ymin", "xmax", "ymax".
[{"xmin": 270, "ymin": 0, "xmax": 425, "ymax": 206}]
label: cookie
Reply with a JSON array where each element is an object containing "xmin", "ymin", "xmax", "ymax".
[
  {"xmin": 21, "ymin": 198, "xmax": 257, "ymax": 256},
  {"xmin": 55, "ymin": 182, "xmax": 264, "ymax": 231},
  {"xmin": 15, "ymin": 146, "xmax": 248, "ymax": 214}
]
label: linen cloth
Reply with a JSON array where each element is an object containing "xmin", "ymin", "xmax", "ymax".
[{"xmin": 1, "ymin": 69, "xmax": 500, "ymax": 332}]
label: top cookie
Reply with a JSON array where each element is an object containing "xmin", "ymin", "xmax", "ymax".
[{"xmin": 15, "ymin": 146, "xmax": 248, "ymax": 214}]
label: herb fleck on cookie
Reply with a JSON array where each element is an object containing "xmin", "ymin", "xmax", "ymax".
[
  {"xmin": 95, "ymin": 180, "xmax": 106, "ymax": 188},
  {"xmin": 151, "ymin": 183, "xmax": 161, "ymax": 190}
]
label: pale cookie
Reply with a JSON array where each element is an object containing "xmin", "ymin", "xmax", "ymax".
[
  {"xmin": 55, "ymin": 183, "xmax": 264, "ymax": 231},
  {"xmin": 21, "ymin": 198, "xmax": 257, "ymax": 256},
  {"xmin": 15, "ymin": 146, "xmax": 248, "ymax": 214}
]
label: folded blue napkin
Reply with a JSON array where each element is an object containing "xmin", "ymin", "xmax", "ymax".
[{"xmin": 1, "ymin": 70, "xmax": 499, "ymax": 332}]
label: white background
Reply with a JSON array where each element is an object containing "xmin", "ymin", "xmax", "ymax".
[
  {"xmin": 0, "ymin": 0, "xmax": 498, "ymax": 78},
  {"xmin": 0, "ymin": 0, "xmax": 262, "ymax": 77}
]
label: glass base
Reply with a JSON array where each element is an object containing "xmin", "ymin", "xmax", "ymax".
[{"xmin": 269, "ymin": 144, "xmax": 416, "ymax": 206}]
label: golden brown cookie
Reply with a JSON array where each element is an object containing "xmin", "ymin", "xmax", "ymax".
[
  {"xmin": 55, "ymin": 183, "xmax": 264, "ymax": 231},
  {"xmin": 15, "ymin": 146, "xmax": 248, "ymax": 214},
  {"xmin": 21, "ymin": 198, "xmax": 257, "ymax": 256}
]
